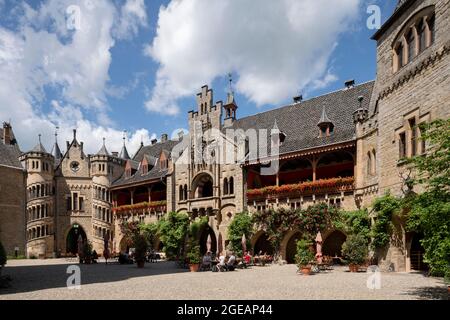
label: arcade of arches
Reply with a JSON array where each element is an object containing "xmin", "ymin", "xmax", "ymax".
[{"xmin": 252, "ymin": 230, "xmax": 347, "ymax": 264}]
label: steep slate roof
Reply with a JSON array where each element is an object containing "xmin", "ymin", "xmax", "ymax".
[
  {"xmin": 0, "ymin": 143, "xmax": 22, "ymax": 168},
  {"xmin": 32, "ymin": 142, "xmax": 47, "ymax": 153},
  {"xmin": 230, "ymin": 81, "xmax": 374, "ymax": 159},
  {"xmin": 112, "ymin": 139, "xmax": 178, "ymax": 188}
]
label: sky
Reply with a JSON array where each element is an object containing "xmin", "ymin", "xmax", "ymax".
[{"xmin": 0, "ymin": 0, "xmax": 398, "ymax": 157}]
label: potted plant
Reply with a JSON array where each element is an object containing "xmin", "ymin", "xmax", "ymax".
[
  {"xmin": 82, "ymin": 241, "xmax": 93, "ymax": 264},
  {"xmin": 186, "ymin": 245, "xmax": 201, "ymax": 272},
  {"xmin": 295, "ymin": 239, "xmax": 315, "ymax": 275},
  {"xmin": 0, "ymin": 240, "xmax": 6, "ymax": 277},
  {"xmin": 341, "ymin": 234, "xmax": 368, "ymax": 272},
  {"xmin": 134, "ymin": 234, "xmax": 148, "ymax": 268}
]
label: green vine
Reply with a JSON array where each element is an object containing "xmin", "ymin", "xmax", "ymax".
[{"xmin": 371, "ymin": 192, "xmax": 401, "ymax": 250}]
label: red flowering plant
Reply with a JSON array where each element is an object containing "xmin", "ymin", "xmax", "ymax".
[
  {"xmin": 113, "ymin": 201, "xmax": 167, "ymax": 214},
  {"xmin": 247, "ymin": 177, "xmax": 354, "ymax": 200}
]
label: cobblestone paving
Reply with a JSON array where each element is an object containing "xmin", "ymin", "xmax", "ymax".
[{"xmin": 0, "ymin": 259, "xmax": 447, "ymax": 300}]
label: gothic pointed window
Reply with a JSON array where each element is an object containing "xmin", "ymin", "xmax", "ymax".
[
  {"xmin": 407, "ymin": 28, "xmax": 415, "ymax": 63},
  {"xmin": 428, "ymin": 14, "xmax": 435, "ymax": 45},
  {"xmin": 417, "ymin": 20, "xmax": 426, "ymax": 53}
]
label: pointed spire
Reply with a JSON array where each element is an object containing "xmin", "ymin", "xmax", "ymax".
[
  {"xmin": 32, "ymin": 134, "xmax": 47, "ymax": 153},
  {"xmin": 119, "ymin": 131, "xmax": 130, "ymax": 160},
  {"xmin": 51, "ymin": 126, "xmax": 62, "ymax": 159},
  {"xmin": 318, "ymin": 107, "xmax": 332, "ymax": 125},
  {"xmin": 96, "ymin": 137, "xmax": 109, "ymax": 156},
  {"xmin": 226, "ymin": 73, "xmax": 236, "ymax": 105}
]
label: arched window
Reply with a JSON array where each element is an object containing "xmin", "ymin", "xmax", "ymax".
[
  {"xmin": 184, "ymin": 185, "xmax": 188, "ymax": 200},
  {"xmin": 406, "ymin": 28, "xmax": 415, "ymax": 63},
  {"xmin": 223, "ymin": 178, "xmax": 229, "ymax": 195},
  {"xmin": 417, "ymin": 19, "xmax": 426, "ymax": 53},
  {"xmin": 395, "ymin": 42, "xmax": 404, "ymax": 71},
  {"xmin": 229, "ymin": 177, "xmax": 234, "ymax": 195},
  {"xmin": 428, "ymin": 14, "xmax": 435, "ymax": 45},
  {"xmin": 371, "ymin": 150, "xmax": 377, "ymax": 174},
  {"xmin": 367, "ymin": 152, "xmax": 372, "ymax": 176},
  {"xmin": 179, "ymin": 185, "xmax": 184, "ymax": 201}
]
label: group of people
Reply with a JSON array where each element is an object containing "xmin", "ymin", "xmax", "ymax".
[{"xmin": 201, "ymin": 250, "xmax": 259, "ymax": 272}]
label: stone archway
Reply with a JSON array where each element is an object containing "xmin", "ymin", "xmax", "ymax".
[
  {"xmin": 253, "ymin": 232, "xmax": 274, "ymax": 255},
  {"xmin": 322, "ymin": 230, "xmax": 346, "ymax": 257},
  {"xmin": 192, "ymin": 172, "xmax": 214, "ymax": 198},
  {"xmin": 66, "ymin": 224, "xmax": 87, "ymax": 255},
  {"xmin": 199, "ymin": 225, "xmax": 217, "ymax": 255},
  {"xmin": 285, "ymin": 232, "xmax": 302, "ymax": 264}
]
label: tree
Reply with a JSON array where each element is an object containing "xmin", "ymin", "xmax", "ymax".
[
  {"xmin": 227, "ymin": 212, "xmax": 254, "ymax": 256},
  {"xmin": 406, "ymin": 119, "xmax": 450, "ymax": 278},
  {"xmin": 157, "ymin": 212, "xmax": 190, "ymax": 260}
]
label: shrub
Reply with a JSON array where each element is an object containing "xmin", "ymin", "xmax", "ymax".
[
  {"xmin": 295, "ymin": 239, "xmax": 314, "ymax": 267},
  {"xmin": 227, "ymin": 212, "xmax": 253, "ymax": 256},
  {"xmin": 342, "ymin": 234, "xmax": 369, "ymax": 265},
  {"xmin": 158, "ymin": 212, "xmax": 190, "ymax": 260},
  {"xmin": 134, "ymin": 234, "xmax": 148, "ymax": 263},
  {"xmin": 186, "ymin": 245, "xmax": 201, "ymax": 265}
]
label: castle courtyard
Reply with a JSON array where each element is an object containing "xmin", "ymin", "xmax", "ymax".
[{"xmin": 0, "ymin": 259, "xmax": 447, "ymax": 300}]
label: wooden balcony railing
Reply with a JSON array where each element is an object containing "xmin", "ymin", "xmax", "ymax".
[
  {"xmin": 113, "ymin": 201, "xmax": 167, "ymax": 214},
  {"xmin": 246, "ymin": 177, "xmax": 355, "ymax": 202}
]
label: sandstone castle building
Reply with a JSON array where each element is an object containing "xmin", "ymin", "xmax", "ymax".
[{"xmin": 0, "ymin": 0, "xmax": 448, "ymax": 272}]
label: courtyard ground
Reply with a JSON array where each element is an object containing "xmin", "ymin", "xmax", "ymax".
[{"xmin": 0, "ymin": 258, "xmax": 447, "ymax": 300}]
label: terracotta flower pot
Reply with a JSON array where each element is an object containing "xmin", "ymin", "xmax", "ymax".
[
  {"xmin": 349, "ymin": 264, "xmax": 359, "ymax": 272},
  {"xmin": 189, "ymin": 264, "xmax": 200, "ymax": 272},
  {"xmin": 300, "ymin": 266, "xmax": 312, "ymax": 275},
  {"xmin": 137, "ymin": 261, "xmax": 145, "ymax": 268}
]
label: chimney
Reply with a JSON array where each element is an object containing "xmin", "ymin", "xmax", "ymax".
[
  {"xmin": 151, "ymin": 139, "xmax": 157, "ymax": 145},
  {"xmin": 3, "ymin": 122, "xmax": 11, "ymax": 145},
  {"xmin": 293, "ymin": 95, "xmax": 303, "ymax": 103},
  {"xmin": 112, "ymin": 151, "xmax": 119, "ymax": 157},
  {"xmin": 161, "ymin": 134, "xmax": 168, "ymax": 143},
  {"xmin": 344, "ymin": 79, "xmax": 355, "ymax": 89}
]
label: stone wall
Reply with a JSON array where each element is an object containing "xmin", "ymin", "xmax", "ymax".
[{"xmin": 0, "ymin": 166, "xmax": 26, "ymax": 255}]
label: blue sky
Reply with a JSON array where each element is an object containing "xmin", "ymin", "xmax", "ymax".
[{"xmin": 0, "ymin": 0, "xmax": 397, "ymax": 155}]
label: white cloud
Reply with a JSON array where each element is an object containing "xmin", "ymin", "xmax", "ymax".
[
  {"xmin": 310, "ymin": 70, "xmax": 339, "ymax": 91},
  {"xmin": 0, "ymin": 0, "xmax": 152, "ymax": 155},
  {"xmin": 145, "ymin": 0, "xmax": 360, "ymax": 115},
  {"xmin": 114, "ymin": 0, "xmax": 148, "ymax": 40}
]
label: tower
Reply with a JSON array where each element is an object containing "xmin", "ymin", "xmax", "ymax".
[
  {"xmin": 223, "ymin": 74, "xmax": 238, "ymax": 127},
  {"xmin": 90, "ymin": 138, "xmax": 125, "ymax": 253},
  {"xmin": 20, "ymin": 134, "xmax": 56, "ymax": 258}
]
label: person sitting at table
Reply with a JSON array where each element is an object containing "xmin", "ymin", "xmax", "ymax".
[
  {"xmin": 243, "ymin": 251, "xmax": 251, "ymax": 267},
  {"xmin": 227, "ymin": 252, "xmax": 236, "ymax": 271},
  {"xmin": 201, "ymin": 251, "xmax": 212, "ymax": 271},
  {"xmin": 217, "ymin": 251, "xmax": 226, "ymax": 272}
]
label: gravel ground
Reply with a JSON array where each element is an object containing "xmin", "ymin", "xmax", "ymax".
[{"xmin": 0, "ymin": 259, "xmax": 447, "ymax": 300}]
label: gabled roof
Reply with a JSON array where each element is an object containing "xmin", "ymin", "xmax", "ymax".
[
  {"xmin": 112, "ymin": 139, "xmax": 178, "ymax": 188},
  {"xmin": 229, "ymin": 81, "xmax": 374, "ymax": 160},
  {"xmin": 0, "ymin": 142, "xmax": 22, "ymax": 169}
]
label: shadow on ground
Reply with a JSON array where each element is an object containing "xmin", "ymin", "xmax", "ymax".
[
  {"xmin": 402, "ymin": 285, "xmax": 448, "ymax": 300},
  {"xmin": 0, "ymin": 261, "xmax": 188, "ymax": 295}
]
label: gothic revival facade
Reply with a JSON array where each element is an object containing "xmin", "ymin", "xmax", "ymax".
[{"xmin": 0, "ymin": 0, "xmax": 448, "ymax": 271}]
